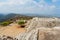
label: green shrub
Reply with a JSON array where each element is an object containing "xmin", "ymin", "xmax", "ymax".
[
  {"xmin": 18, "ymin": 20, "xmax": 26, "ymax": 28},
  {"xmin": 0, "ymin": 21, "xmax": 12, "ymax": 26},
  {"xmin": 18, "ymin": 20, "xmax": 25, "ymax": 25}
]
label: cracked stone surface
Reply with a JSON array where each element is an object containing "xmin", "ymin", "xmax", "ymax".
[{"xmin": 1, "ymin": 17, "xmax": 60, "ymax": 40}]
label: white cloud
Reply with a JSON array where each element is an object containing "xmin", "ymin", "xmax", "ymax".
[
  {"xmin": 10, "ymin": 0, "xmax": 29, "ymax": 5},
  {"xmin": 0, "ymin": 0, "xmax": 29, "ymax": 6},
  {"xmin": 52, "ymin": 0, "xmax": 58, "ymax": 2},
  {"xmin": 33, "ymin": 0, "xmax": 56, "ymax": 10},
  {"xmin": 50, "ymin": 5, "xmax": 56, "ymax": 9},
  {"xmin": 0, "ymin": 0, "xmax": 58, "ymax": 14}
]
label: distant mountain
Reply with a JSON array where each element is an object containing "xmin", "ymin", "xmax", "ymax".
[
  {"xmin": 22, "ymin": 13, "xmax": 60, "ymax": 18},
  {"xmin": 22, "ymin": 13, "xmax": 53, "ymax": 18},
  {"xmin": 0, "ymin": 13, "xmax": 33, "ymax": 22},
  {"xmin": 0, "ymin": 13, "xmax": 60, "ymax": 22},
  {"xmin": 0, "ymin": 14, "xmax": 5, "ymax": 22},
  {"xmin": 0, "ymin": 14, "xmax": 5, "ymax": 18}
]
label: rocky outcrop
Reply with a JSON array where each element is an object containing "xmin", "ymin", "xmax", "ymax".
[
  {"xmin": 16, "ymin": 29, "xmax": 38, "ymax": 40},
  {"xmin": 38, "ymin": 27, "xmax": 60, "ymax": 40},
  {"xmin": 0, "ymin": 17, "xmax": 60, "ymax": 40},
  {"xmin": 26, "ymin": 17, "xmax": 60, "ymax": 32},
  {"xmin": 25, "ymin": 17, "xmax": 60, "ymax": 40},
  {"xmin": 0, "ymin": 35, "xmax": 18, "ymax": 40}
]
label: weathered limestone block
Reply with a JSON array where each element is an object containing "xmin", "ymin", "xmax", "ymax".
[
  {"xmin": 26, "ymin": 17, "xmax": 60, "ymax": 32},
  {"xmin": 38, "ymin": 28, "xmax": 60, "ymax": 40},
  {"xmin": 16, "ymin": 29, "xmax": 38, "ymax": 40},
  {"xmin": 0, "ymin": 35, "xmax": 18, "ymax": 40}
]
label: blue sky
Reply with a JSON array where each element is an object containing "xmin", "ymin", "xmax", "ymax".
[{"xmin": 0, "ymin": 0, "xmax": 60, "ymax": 15}]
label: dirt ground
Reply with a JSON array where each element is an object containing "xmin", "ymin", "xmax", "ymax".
[{"xmin": 0, "ymin": 23, "xmax": 26, "ymax": 37}]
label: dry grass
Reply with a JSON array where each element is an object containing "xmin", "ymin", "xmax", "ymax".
[{"xmin": 0, "ymin": 23, "xmax": 26, "ymax": 37}]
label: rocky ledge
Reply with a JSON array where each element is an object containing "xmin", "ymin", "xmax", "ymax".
[{"xmin": 1, "ymin": 17, "xmax": 60, "ymax": 40}]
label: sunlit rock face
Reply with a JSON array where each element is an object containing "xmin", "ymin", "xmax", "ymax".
[
  {"xmin": 26, "ymin": 17, "xmax": 60, "ymax": 32},
  {"xmin": 0, "ymin": 35, "xmax": 18, "ymax": 40},
  {"xmin": 38, "ymin": 27, "xmax": 60, "ymax": 40},
  {"xmin": 24, "ymin": 17, "xmax": 60, "ymax": 40}
]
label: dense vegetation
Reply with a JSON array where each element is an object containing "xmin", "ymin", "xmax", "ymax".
[
  {"xmin": 18, "ymin": 20, "xmax": 26, "ymax": 28},
  {"xmin": 0, "ymin": 21, "xmax": 13, "ymax": 26},
  {"xmin": 18, "ymin": 20, "xmax": 25, "ymax": 25}
]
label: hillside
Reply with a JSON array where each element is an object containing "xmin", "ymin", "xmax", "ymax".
[
  {"xmin": 0, "ymin": 13, "xmax": 33, "ymax": 22},
  {"xmin": 0, "ymin": 17, "xmax": 60, "ymax": 40},
  {"xmin": 0, "ymin": 14, "xmax": 60, "ymax": 40}
]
